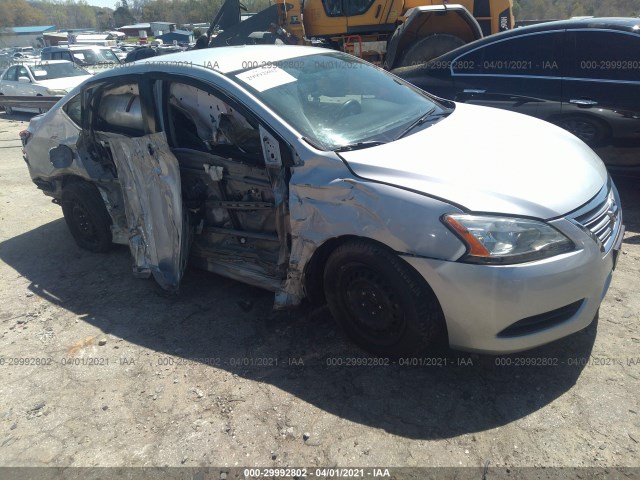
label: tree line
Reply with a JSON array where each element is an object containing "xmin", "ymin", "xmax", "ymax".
[
  {"xmin": 514, "ymin": 0, "xmax": 640, "ymax": 19},
  {"xmin": 0, "ymin": 0, "xmax": 269, "ymax": 30},
  {"xmin": 0, "ymin": 0, "xmax": 638, "ymax": 30}
]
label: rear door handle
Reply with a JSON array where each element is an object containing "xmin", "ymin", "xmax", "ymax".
[
  {"xmin": 569, "ymin": 98, "xmax": 598, "ymax": 106},
  {"xmin": 464, "ymin": 89, "xmax": 486, "ymax": 94}
]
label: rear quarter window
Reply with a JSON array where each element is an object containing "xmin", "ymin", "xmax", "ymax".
[{"xmin": 63, "ymin": 94, "xmax": 82, "ymax": 126}]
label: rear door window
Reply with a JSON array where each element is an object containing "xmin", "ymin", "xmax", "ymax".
[
  {"xmin": 453, "ymin": 31, "xmax": 564, "ymax": 77},
  {"xmin": 564, "ymin": 30, "xmax": 640, "ymax": 81}
]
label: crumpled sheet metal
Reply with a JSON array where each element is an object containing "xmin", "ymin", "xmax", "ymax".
[
  {"xmin": 277, "ymin": 157, "xmax": 466, "ymax": 307},
  {"xmin": 106, "ymin": 132, "xmax": 185, "ymax": 292}
]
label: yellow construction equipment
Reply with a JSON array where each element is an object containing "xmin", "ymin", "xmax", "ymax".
[{"xmin": 209, "ymin": 0, "xmax": 514, "ymax": 68}]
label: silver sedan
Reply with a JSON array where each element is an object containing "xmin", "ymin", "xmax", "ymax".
[{"xmin": 21, "ymin": 45, "xmax": 624, "ymax": 356}]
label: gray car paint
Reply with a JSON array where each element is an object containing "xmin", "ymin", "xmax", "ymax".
[
  {"xmin": 105, "ymin": 132, "xmax": 187, "ymax": 291},
  {"xmin": 22, "ymin": 45, "xmax": 622, "ymax": 353}
]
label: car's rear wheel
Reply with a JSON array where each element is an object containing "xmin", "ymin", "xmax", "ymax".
[
  {"xmin": 554, "ymin": 115, "xmax": 610, "ymax": 146},
  {"xmin": 61, "ymin": 181, "xmax": 112, "ymax": 253},
  {"xmin": 323, "ymin": 239, "xmax": 446, "ymax": 357}
]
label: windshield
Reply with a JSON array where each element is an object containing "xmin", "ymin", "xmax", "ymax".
[
  {"xmin": 231, "ymin": 52, "xmax": 441, "ymax": 150},
  {"xmin": 28, "ymin": 62, "xmax": 89, "ymax": 80},
  {"xmin": 71, "ymin": 49, "xmax": 119, "ymax": 65}
]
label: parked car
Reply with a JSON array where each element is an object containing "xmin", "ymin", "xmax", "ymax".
[
  {"xmin": 11, "ymin": 47, "xmax": 37, "ymax": 60},
  {"xmin": 21, "ymin": 46, "xmax": 623, "ymax": 357},
  {"xmin": 394, "ymin": 18, "xmax": 640, "ymax": 148},
  {"xmin": 0, "ymin": 60, "xmax": 91, "ymax": 114},
  {"xmin": 0, "ymin": 53, "xmax": 12, "ymax": 69},
  {"xmin": 13, "ymin": 46, "xmax": 35, "ymax": 54},
  {"xmin": 110, "ymin": 47, "xmax": 127, "ymax": 61},
  {"xmin": 123, "ymin": 45, "xmax": 183, "ymax": 63},
  {"xmin": 12, "ymin": 52, "xmax": 38, "ymax": 60},
  {"xmin": 40, "ymin": 45, "xmax": 122, "ymax": 74},
  {"xmin": 124, "ymin": 46, "xmax": 159, "ymax": 62}
]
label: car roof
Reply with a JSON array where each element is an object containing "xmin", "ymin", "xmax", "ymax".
[
  {"xmin": 440, "ymin": 17, "xmax": 640, "ymax": 55},
  {"xmin": 27, "ymin": 60, "xmax": 78, "ymax": 66},
  {"xmin": 424, "ymin": 17, "xmax": 640, "ymax": 61},
  {"xmin": 43, "ymin": 45, "xmax": 113, "ymax": 51},
  {"xmin": 136, "ymin": 44, "xmax": 333, "ymax": 74},
  {"xmin": 522, "ymin": 17, "xmax": 640, "ymax": 33},
  {"xmin": 9, "ymin": 60, "xmax": 77, "ymax": 67}
]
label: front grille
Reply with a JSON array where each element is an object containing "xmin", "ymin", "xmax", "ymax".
[{"xmin": 573, "ymin": 189, "xmax": 621, "ymax": 252}]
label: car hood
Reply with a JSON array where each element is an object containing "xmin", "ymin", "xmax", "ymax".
[
  {"xmin": 36, "ymin": 76, "xmax": 92, "ymax": 92},
  {"xmin": 339, "ymin": 103, "xmax": 608, "ymax": 219}
]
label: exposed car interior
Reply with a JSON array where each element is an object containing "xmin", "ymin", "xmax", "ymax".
[{"xmin": 89, "ymin": 79, "xmax": 287, "ymax": 291}]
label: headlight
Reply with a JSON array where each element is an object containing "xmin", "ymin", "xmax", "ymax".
[
  {"xmin": 46, "ymin": 88, "xmax": 67, "ymax": 96},
  {"xmin": 443, "ymin": 214, "xmax": 574, "ymax": 264}
]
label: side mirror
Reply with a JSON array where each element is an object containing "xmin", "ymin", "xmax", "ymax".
[
  {"xmin": 49, "ymin": 145, "xmax": 74, "ymax": 168},
  {"xmin": 18, "ymin": 76, "xmax": 31, "ymax": 83}
]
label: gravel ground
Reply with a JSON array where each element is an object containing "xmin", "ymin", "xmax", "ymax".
[{"xmin": 0, "ymin": 111, "xmax": 638, "ymax": 479}]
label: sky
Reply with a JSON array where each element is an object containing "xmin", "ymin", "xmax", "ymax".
[{"xmin": 84, "ymin": 0, "xmax": 119, "ymax": 8}]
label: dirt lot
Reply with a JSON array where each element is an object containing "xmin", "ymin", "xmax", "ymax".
[{"xmin": 0, "ymin": 111, "xmax": 639, "ymax": 478}]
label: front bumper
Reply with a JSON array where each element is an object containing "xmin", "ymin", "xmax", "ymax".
[{"xmin": 401, "ymin": 215, "xmax": 624, "ymax": 354}]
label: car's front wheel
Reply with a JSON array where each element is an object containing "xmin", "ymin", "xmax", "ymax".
[
  {"xmin": 554, "ymin": 114, "xmax": 610, "ymax": 146},
  {"xmin": 1, "ymin": 94, "xmax": 13, "ymax": 115},
  {"xmin": 323, "ymin": 240, "xmax": 446, "ymax": 357},
  {"xmin": 61, "ymin": 181, "xmax": 112, "ymax": 253}
]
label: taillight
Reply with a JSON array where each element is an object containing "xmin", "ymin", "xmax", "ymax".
[{"xmin": 19, "ymin": 130, "xmax": 31, "ymax": 147}]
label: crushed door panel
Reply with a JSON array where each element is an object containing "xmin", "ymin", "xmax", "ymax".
[{"xmin": 105, "ymin": 131, "xmax": 190, "ymax": 291}]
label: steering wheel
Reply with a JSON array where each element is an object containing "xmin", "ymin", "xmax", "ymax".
[{"xmin": 337, "ymin": 99, "xmax": 362, "ymax": 119}]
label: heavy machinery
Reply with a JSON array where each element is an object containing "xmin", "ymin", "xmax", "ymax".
[{"xmin": 209, "ymin": 0, "xmax": 514, "ymax": 69}]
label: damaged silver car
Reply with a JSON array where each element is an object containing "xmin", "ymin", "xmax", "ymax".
[{"xmin": 21, "ymin": 45, "xmax": 624, "ymax": 356}]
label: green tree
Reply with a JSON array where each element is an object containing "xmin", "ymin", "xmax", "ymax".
[
  {"xmin": 0, "ymin": 0, "xmax": 46, "ymax": 27},
  {"xmin": 114, "ymin": 4, "xmax": 135, "ymax": 26},
  {"xmin": 516, "ymin": 0, "xmax": 640, "ymax": 19}
]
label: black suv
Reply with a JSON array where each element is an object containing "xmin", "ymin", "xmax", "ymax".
[{"xmin": 394, "ymin": 18, "xmax": 640, "ymax": 147}]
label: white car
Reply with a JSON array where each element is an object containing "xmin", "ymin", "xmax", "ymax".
[
  {"xmin": 0, "ymin": 60, "xmax": 91, "ymax": 114},
  {"xmin": 110, "ymin": 47, "xmax": 127, "ymax": 61}
]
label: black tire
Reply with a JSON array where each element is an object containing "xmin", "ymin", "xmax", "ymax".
[
  {"xmin": 553, "ymin": 115, "xmax": 610, "ymax": 146},
  {"xmin": 61, "ymin": 181, "xmax": 112, "ymax": 253},
  {"xmin": 323, "ymin": 240, "xmax": 446, "ymax": 357},
  {"xmin": 398, "ymin": 34, "xmax": 465, "ymax": 67}
]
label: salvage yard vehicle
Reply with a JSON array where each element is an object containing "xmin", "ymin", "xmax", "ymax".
[
  {"xmin": 0, "ymin": 60, "xmax": 92, "ymax": 114},
  {"xmin": 40, "ymin": 45, "xmax": 122, "ymax": 74},
  {"xmin": 208, "ymin": 0, "xmax": 514, "ymax": 68},
  {"xmin": 21, "ymin": 46, "xmax": 623, "ymax": 356},
  {"xmin": 394, "ymin": 18, "xmax": 640, "ymax": 147}
]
